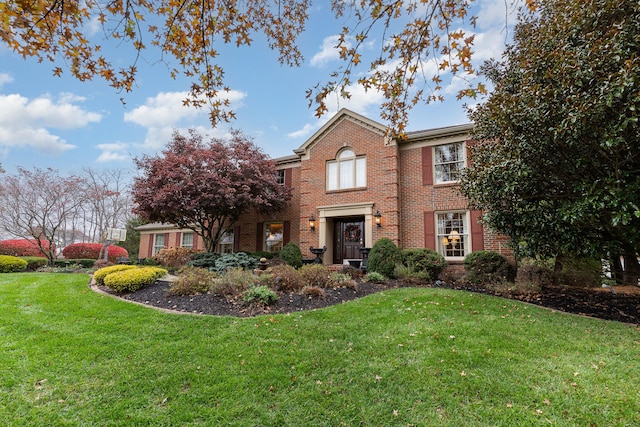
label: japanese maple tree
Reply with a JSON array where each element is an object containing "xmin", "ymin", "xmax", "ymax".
[{"xmin": 132, "ymin": 130, "xmax": 291, "ymax": 252}]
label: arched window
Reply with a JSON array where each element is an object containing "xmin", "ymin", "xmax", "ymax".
[{"xmin": 326, "ymin": 148, "xmax": 366, "ymax": 191}]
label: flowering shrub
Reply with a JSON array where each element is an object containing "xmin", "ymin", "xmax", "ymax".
[
  {"xmin": 62, "ymin": 243, "xmax": 128, "ymax": 263},
  {"xmin": 0, "ymin": 239, "xmax": 51, "ymax": 257},
  {"xmin": 93, "ymin": 264, "xmax": 138, "ymax": 285},
  {"xmin": 0, "ymin": 255, "xmax": 28, "ymax": 273},
  {"xmin": 103, "ymin": 267, "xmax": 168, "ymax": 293}
]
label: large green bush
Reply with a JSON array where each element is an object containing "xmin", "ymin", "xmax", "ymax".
[
  {"xmin": 463, "ymin": 251, "xmax": 515, "ymax": 284},
  {"xmin": 367, "ymin": 238, "xmax": 401, "ymax": 278},
  {"xmin": 0, "ymin": 255, "xmax": 28, "ymax": 273},
  {"xmin": 399, "ymin": 248, "xmax": 447, "ymax": 280},
  {"xmin": 103, "ymin": 267, "xmax": 168, "ymax": 293},
  {"xmin": 279, "ymin": 242, "xmax": 303, "ymax": 268}
]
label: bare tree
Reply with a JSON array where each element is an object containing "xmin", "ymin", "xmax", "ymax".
[
  {"xmin": 77, "ymin": 168, "xmax": 134, "ymax": 244},
  {"xmin": 0, "ymin": 168, "xmax": 86, "ymax": 265}
]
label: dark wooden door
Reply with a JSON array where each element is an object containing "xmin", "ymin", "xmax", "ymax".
[{"xmin": 333, "ymin": 219, "xmax": 364, "ymax": 264}]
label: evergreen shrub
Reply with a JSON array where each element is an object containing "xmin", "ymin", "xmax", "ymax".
[
  {"xmin": 21, "ymin": 257, "xmax": 49, "ymax": 271},
  {"xmin": 0, "ymin": 255, "xmax": 28, "ymax": 273},
  {"xmin": 187, "ymin": 252, "xmax": 220, "ymax": 269},
  {"xmin": 103, "ymin": 267, "xmax": 168, "ymax": 293},
  {"xmin": 400, "ymin": 248, "xmax": 447, "ymax": 280},
  {"xmin": 93, "ymin": 264, "xmax": 138, "ymax": 285},
  {"xmin": 367, "ymin": 238, "xmax": 401, "ymax": 278},
  {"xmin": 463, "ymin": 251, "xmax": 515, "ymax": 284},
  {"xmin": 279, "ymin": 242, "xmax": 303, "ymax": 268},
  {"xmin": 212, "ymin": 252, "xmax": 258, "ymax": 274}
]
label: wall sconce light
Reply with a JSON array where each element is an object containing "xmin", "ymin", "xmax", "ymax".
[
  {"xmin": 373, "ymin": 210, "xmax": 382, "ymax": 227},
  {"xmin": 309, "ymin": 214, "xmax": 316, "ymax": 231}
]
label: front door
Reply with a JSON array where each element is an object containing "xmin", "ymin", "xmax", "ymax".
[{"xmin": 333, "ymin": 219, "xmax": 364, "ymax": 264}]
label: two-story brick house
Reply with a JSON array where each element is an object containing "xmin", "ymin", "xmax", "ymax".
[{"xmin": 137, "ymin": 109, "xmax": 510, "ymax": 265}]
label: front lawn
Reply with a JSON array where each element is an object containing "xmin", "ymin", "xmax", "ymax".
[{"xmin": 0, "ymin": 273, "xmax": 638, "ymax": 426}]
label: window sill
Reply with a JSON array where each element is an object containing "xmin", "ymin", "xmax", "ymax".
[
  {"xmin": 433, "ymin": 181, "xmax": 460, "ymax": 187},
  {"xmin": 326, "ymin": 186, "xmax": 367, "ymax": 194}
]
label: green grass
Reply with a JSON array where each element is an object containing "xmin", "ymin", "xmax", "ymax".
[{"xmin": 0, "ymin": 273, "xmax": 638, "ymax": 426}]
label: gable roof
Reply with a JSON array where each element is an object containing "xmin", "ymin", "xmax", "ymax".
[{"xmin": 293, "ymin": 109, "xmax": 387, "ymax": 159}]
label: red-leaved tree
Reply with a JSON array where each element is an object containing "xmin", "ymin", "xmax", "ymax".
[{"xmin": 132, "ymin": 130, "xmax": 292, "ymax": 252}]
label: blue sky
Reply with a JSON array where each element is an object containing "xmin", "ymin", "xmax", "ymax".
[{"xmin": 0, "ymin": 1, "xmax": 521, "ymax": 176}]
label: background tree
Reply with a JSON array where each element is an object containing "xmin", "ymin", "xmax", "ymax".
[
  {"xmin": 0, "ymin": 168, "xmax": 86, "ymax": 265},
  {"xmin": 119, "ymin": 216, "xmax": 147, "ymax": 262},
  {"xmin": 132, "ymin": 129, "xmax": 292, "ymax": 252},
  {"xmin": 0, "ymin": 0, "xmax": 536, "ymax": 135},
  {"xmin": 460, "ymin": 0, "xmax": 640, "ymax": 284},
  {"xmin": 76, "ymin": 168, "xmax": 134, "ymax": 243}
]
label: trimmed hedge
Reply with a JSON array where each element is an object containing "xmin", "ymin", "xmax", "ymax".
[
  {"xmin": 93, "ymin": 264, "xmax": 138, "ymax": 285},
  {"xmin": 103, "ymin": 267, "xmax": 168, "ymax": 293},
  {"xmin": 54, "ymin": 259, "xmax": 96, "ymax": 268},
  {"xmin": 21, "ymin": 257, "xmax": 49, "ymax": 271},
  {"xmin": 0, "ymin": 255, "xmax": 28, "ymax": 273},
  {"xmin": 62, "ymin": 243, "xmax": 128, "ymax": 263},
  {"xmin": 0, "ymin": 239, "xmax": 52, "ymax": 257}
]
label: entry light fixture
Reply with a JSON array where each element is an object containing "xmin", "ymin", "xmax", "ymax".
[
  {"xmin": 309, "ymin": 214, "xmax": 316, "ymax": 231},
  {"xmin": 374, "ymin": 210, "xmax": 382, "ymax": 227}
]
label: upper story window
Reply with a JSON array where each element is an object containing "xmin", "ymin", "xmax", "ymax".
[
  {"xmin": 434, "ymin": 142, "xmax": 464, "ymax": 183},
  {"xmin": 327, "ymin": 148, "xmax": 366, "ymax": 191},
  {"xmin": 276, "ymin": 169, "xmax": 285, "ymax": 185},
  {"xmin": 181, "ymin": 232, "xmax": 194, "ymax": 249}
]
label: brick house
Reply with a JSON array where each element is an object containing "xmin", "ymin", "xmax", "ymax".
[{"xmin": 137, "ymin": 109, "xmax": 510, "ymax": 266}]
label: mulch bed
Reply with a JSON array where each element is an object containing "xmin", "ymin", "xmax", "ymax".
[{"xmin": 95, "ymin": 278, "xmax": 640, "ymax": 325}]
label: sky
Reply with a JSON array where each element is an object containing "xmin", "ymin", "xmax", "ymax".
[{"xmin": 0, "ymin": 1, "xmax": 522, "ymax": 177}]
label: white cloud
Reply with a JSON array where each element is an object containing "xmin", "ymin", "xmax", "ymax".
[
  {"xmin": 0, "ymin": 73, "xmax": 13, "ymax": 87},
  {"xmin": 310, "ymin": 35, "xmax": 345, "ymax": 67},
  {"xmin": 287, "ymin": 83, "xmax": 385, "ymax": 140},
  {"xmin": 96, "ymin": 142, "xmax": 130, "ymax": 163},
  {"xmin": 125, "ymin": 90, "xmax": 247, "ymax": 149},
  {"xmin": 0, "ymin": 93, "xmax": 101, "ymax": 154}
]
